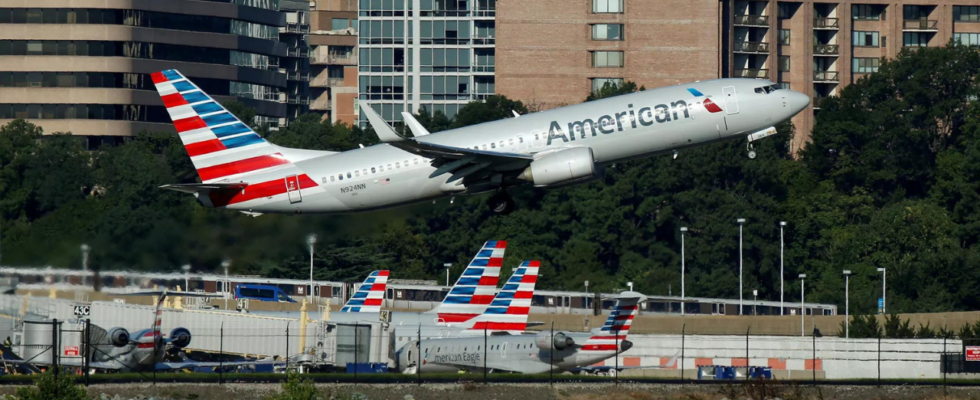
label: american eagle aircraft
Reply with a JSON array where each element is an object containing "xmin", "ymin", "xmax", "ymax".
[{"xmin": 153, "ymin": 70, "xmax": 809, "ymax": 214}]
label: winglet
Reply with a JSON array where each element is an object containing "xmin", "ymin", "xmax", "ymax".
[
  {"xmin": 400, "ymin": 112, "xmax": 431, "ymax": 137},
  {"xmin": 512, "ymin": 110, "xmax": 521, "ymax": 118},
  {"xmin": 360, "ymin": 103, "xmax": 404, "ymax": 143}
]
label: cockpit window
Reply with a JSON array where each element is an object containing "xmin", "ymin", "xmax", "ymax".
[{"xmin": 754, "ymin": 84, "xmax": 782, "ymax": 94}]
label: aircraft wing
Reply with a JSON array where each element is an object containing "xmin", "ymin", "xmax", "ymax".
[
  {"xmin": 360, "ymin": 104, "xmax": 532, "ymax": 185},
  {"xmin": 155, "ymin": 359, "xmax": 280, "ymax": 371}
]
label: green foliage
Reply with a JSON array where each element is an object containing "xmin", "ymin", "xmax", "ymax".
[
  {"xmin": 585, "ymin": 81, "xmax": 644, "ymax": 102},
  {"xmin": 839, "ymin": 315, "xmax": 882, "ymax": 338},
  {"xmin": 15, "ymin": 368, "xmax": 88, "ymax": 400},
  {"xmin": 267, "ymin": 373, "xmax": 322, "ymax": 400}
]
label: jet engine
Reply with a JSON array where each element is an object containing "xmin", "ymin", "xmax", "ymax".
[
  {"xmin": 535, "ymin": 331, "xmax": 575, "ymax": 351},
  {"xmin": 517, "ymin": 147, "xmax": 598, "ymax": 187},
  {"xmin": 107, "ymin": 327, "xmax": 130, "ymax": 347},
  {"xmin": 169, "ymin": 327, "xmax": 192, "ymax": 348}
]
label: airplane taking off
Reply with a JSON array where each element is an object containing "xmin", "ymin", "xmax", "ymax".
[
  {"xmin": 152, "ymin": 70, "xmax": 809, "ymax": 215},
  {"xmin": 395, "ymin": 291, "xmax": 645, "ymax": 374}
]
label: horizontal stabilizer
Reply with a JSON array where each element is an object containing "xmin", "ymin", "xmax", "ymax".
[
  {"xmin": 120, "ymin": 290, "xmax": 214, "ymax": 298},
  {"xmin": 160, "ymin": 182, "xmax": 248, "ymax": 195}
]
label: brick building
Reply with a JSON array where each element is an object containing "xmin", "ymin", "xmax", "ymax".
[{"xmin": 495, "ymin": 0, "xmax": 980, "ymax": 151}]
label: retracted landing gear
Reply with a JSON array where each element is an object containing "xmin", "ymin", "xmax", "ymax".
[{"xmin": 488, "ymin": 191, "xmax": 515, "ymax": 215}]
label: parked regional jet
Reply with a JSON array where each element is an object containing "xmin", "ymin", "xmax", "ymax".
[
  {"xmin": 152, "ymin": 70, "xmax": 809, "ymax": 215},
  {"xmin": 331, "ymin": 241, "xmax": 506, "ymax": 328},
  {"xmin": 395, "ymin": 292, "xmax": 644, "ymax": 374}
]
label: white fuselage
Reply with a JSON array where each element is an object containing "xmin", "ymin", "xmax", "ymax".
[{"xmin": 224, "ymin": 79, "xmax": 808, "ymax": 214}]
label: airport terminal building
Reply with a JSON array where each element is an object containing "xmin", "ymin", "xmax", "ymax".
[{"xmin": 0, "ymin": 0, "xmax": 290, "ymax": 146}]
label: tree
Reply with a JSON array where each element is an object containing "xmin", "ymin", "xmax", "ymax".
[
  {"xmin": 585, "ymin": 81, "xmax": 644, "ymax": 102},
  {"xmin": 266, "ymin": 373, "xmax": 322, "ymax": 400},
  {"xmin": 15, "ymin": 368, "xmax": 88, "ymax": 400}
]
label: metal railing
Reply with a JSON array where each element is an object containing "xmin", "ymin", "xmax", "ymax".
[
  {"xmin": 281, "ymin": 23, "xmax": 310, "ymax": 34},
  {"xmin": 473, "ymin": 8, "xmax": 496, "ymax": 17},
  {"xmin": 287, "ymin": 48, "xmax": 310, "ymax": 58},
  {"xmin": 734, "ymin": 68, "xmax": 769, "ymax": 79},
  {"xmin": 814, "ymin": 71, "xmax": 839, "ymax": 81},
  {"xmin": 904, "ymin": 19, "xmax": 938, "ymax": 30},
  {"xmin": 286, "ymin": 96, "xmax": 310, "ymax": 105},
  {"xmin": 814, "ymin": 17, "xmax": 840, "ymax": 29},
  {"xmin": 472, "ymin": 37, "xmax": 496, "ymax": 45},
  {"xmin": 310, "ymin": 96, "xmax": 332, "ymax": 111},
  {"xmin": 473, "ymin": 65, "xmax": 495, "ymax": 73},
  {"xmin": 734, "ymin": 42, "xmax": 770, "ymax": 53},
  {"xmin": 813, "ymin": 44, "xmax": 839, "ymax": 55},
  {"xmin": 734, "ymin": 15, "xmax": 769, "ymax": 26},
  {"xmin": 287, "ymin": 72, "xmax": 310, "ymax": 82}
]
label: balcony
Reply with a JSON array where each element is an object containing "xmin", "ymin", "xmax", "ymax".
[
  {"xmin": 310, "ymin": 95, "xmax": 332, "ymax": 111},
  {"xmin": 903, "ymin": 19, "xmax": 938, "ymax": 31},
  {"xmin": 281, "ymin": 23, "xmax": 310, "ymax": 34},
  {"xmin": 472, "ymin": 37, "xmax": 496, "ymax": 46},
  {"xmin": 286, "ymin": 95, "xmax": 310, "ymax": 105},
  {"xmin": 734, "ymin": 68, "xmax": 769, "ymax": 79},
  {"xmin": 311, "ymin": 52, "xmax": 357, "ymax": 66},
  {"xmin": 312, "ymin": 74, "xmax": 346, "ymax": 87},
  {"xmin": 734, "ymin": 15, "xmax": 769, "ymax": 26},
  {"xmin": 734, "ymin": 42, "xmax": 770, "ymax": 53},
  {"xmin": 473, "ymin": 8, "xmax": 496, "ymax": 17},
  {"xmin": 286, "ymin": 48, "xmax": 310, "ymax": 58},
  {"xmin": 287, "ymin": 72, "xmax": 310, "ymax": 82},
  {"xmin": 473, "ymin": 65, "xmax": 495, "ymax": 73},
  {"xmin": 232, "ymin": 91, "xmax": 281, "ymax": 102},
  {"xmin": 813, "ymin": 44, "xmax": 839, "ymax": 55},
  {"xmin": 813, "ymin": 71, "xmax": 839, "ymax": 82},
  {"xmin": 814, "ymin": 17, "xmax": 839, "ymax": 29}
]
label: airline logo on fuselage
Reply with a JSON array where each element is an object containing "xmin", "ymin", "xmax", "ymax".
[
  {"xmin": 545, "ymin": 95, "xmax": 720, "ymax": 146},
  {"xmin": 434, "ymin": 352, "xmax": 481, "ymax": 364}
]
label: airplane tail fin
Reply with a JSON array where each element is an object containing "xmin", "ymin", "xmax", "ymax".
[
  {"xmin": 151, "ymin": 292, "xmax": 166, "ymax": 353},
  {"xmin": 151, "ymin": 69, "xmax": 320, "ymax": 207},
  {"xmin": 427, "ymin": 241, "xmax": 506, "ymax": 323},
  {"xmin": 340, "ymin": 270, "xmax": 390, "ymax": 313},
  {"xmin": 582, "ymin": 292, "xmax": 644, "ymax": 351},
  {"xmin": 460, "ymin": 260, "xmax": 539, "ymax": 333}
]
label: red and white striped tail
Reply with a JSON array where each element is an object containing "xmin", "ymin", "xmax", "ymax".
[
  {"xmin": 428, "ymin": 241, "xmax": 506, "ymax": 324},
  {"xmin": 341, "ymin": 270, "xmax": 390, "ymax": 313},
  {"xmin": 153, "ymin": 69, "xmax": 321, "ymax": 208},
  {"xmin": 462, "ymin": 260, "xmax": 539, "ymax": 333},
  {"xmin": 581, "ymin": 293, "xmax": 643, "ymax": 351}
]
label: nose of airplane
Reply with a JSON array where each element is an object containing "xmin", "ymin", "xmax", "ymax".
[{"xmin": 787, "ymin": 90, "xmax": 810, "ymax": 113}]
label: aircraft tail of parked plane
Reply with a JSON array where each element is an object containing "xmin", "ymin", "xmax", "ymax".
[
  {"xmin": 457, "ymin": 260, "xmax": 539, "ymax": 334},
  {"xmin": 151, "ymin": 69, "xmax": 333, "ymax": 209},
  {"xmin": 340, "ymin": 270, "xmax": 390, "ymax": 313},
  {"xmin": 581, "ymin": 292, "xmax": 643, "ymax": 352},
  {"xmin": 426, "ymin": 240, "xmax": 506, "ymax": 323}
]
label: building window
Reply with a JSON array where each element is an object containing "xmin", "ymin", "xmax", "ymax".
[
  {"xmin": 779, "ymin": 56, "xmax": 790, "ymax": 72},
  {"xmin": 779, "ymin": 29, "xmax": 791, "ymax": 45},
  {"xmin": 591, "ymin": 24, "xmax": 624, "ymax": 41},
  {"xmin": 954, "ymin": 6, "xmax": 980, "ymax": 22},
  {"xmin": 593, "ymin": 0, "xmax": 623, "ymax": 13},
  {"xmin": 778, "ymin": 82, "xmax": 790, "ymax": 90},
  {"xmin": 592, "ymin": 78, "xmax": 624, "ymax": 92},
  {"xmin": 852, "ymin": 57, "xmax": 879, "ymax": 73},
  {"xmin": 853, "ymin": 31, "xmax": 880, "ymax": 47},
  {"xmin": 331, "ymin": 18, "xmax": 350, "ymax": 30},
  {"xmin": 592, "ymin": 51, "xmax": 624, "ymax": 67},
  {"xmin": 778, "ymin": 3, "xmax": 794, "ymax": 19},
  {"xmin": 903, "ymin": 32, "xmax": 928, "ymax": 47},
  {"xmin": 852, "ymin": 5, "xmax": 882, "ymax": 20},
  {"xmin": 954, "ymin": 33, "xmax": 980, "ymax": 46},
  {"xmin": 903, "ymin": 5, "xmax": 927, "ymax": 20}
]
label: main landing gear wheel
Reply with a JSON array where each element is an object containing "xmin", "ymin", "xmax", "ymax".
[{"xmin": 488, "ymin": 192, "xmax": 515, "ymax": 215}]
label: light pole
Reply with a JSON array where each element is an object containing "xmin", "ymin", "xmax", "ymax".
[
  {"xmin": 584, "ymin": 280, "xmax": 589, "ymax": 293},
  {"xmin": 81, "ymin": 244, "xmax": 91, "ymax": 286},
  {"xmin": 799, "ymin": 273, "xmax": 806, "ymax": 337},
  {"xmin": 876, "ymin": 267, "xmax": 886, "ymax": 314},
  {"xmin": 752, "ymin": 289, "xmax": 758, "ymax": 315},
  {"xmin": 627, "ymin": 281, "xmax": 633, "ymax": 292},
  {"xmin": 780, "ymin": 221, "xmax": 786, "ymax": 316},
  {"xmin": 680, "ymin": 227, "xmax": 688, "ymax": 316},
  {"xmin": 181, "ymin": 264, "xmax": 191, "ymax": 292},
  {"xmin": 308, "ymin": 234, "xmax": 317, "ymax": 302},
  {"xmin": 444, "ymin": 263, "xmax": 452, "ymax": 286},
  {"xmin": 737, "ymin": 218, "xmax": 745, "ymax": 315},
  {"xmin": 843, "ymin": 270, "xmax": 852, "ymax": 338},
  {"xmin": 222, "ymin": 259, "xmax": 231, "ymax": 310}
]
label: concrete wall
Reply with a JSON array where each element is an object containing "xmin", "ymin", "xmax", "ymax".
[{"xmin": 605, "ymin": 334, "xmax": 956, "ymax": 380}]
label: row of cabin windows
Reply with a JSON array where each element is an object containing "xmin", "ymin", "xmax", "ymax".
[
  {"xmin": 429, "ymin": 343, "xmax": 535, "ymax": 353},
  {"xmin": 325, "ymin": 157, "xmax": 424, "ymax": 183}
]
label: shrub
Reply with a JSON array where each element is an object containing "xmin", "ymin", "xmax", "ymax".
[{"xmin": 15, "ymin": 368, "xmax": 87, "ymax": 400}]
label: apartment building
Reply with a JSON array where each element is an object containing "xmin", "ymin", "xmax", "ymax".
[
  {"xmin": 494, "ymin": 0, "xmax": 980, "ymax": 151},
  {"xmin": 0, "ymin": 0, "xmax": 289, "ymax": 145},
  {"xmin": 357, "ymin": 0, "xmax": 497, "ymax": 126},
  {"xmin": 309, "ymin": 0, "xmax": 359, "ymax": 125},
  {"xmin": 280, "ymin": 0, "xmax": 313, "ymax": 125}
]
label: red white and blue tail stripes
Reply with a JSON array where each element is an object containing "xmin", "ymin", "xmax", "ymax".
[
  {"xmin": 428, "ymin": 241, "xmax": 506, "ymax": 324},
  {"xmin": 463, "ymin": 260, "xmax": 539, "ymax": 333},
  {"xmin": 152, "ymin": 70, "xmax": 320, "ymax": 208},
  {"xmin": 341, "ymin": 270, "xmax": 390, "ymax": 313},
  {"xmin": 581, "ymin": 293, "xmax": 643, "ymax": 352}
]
